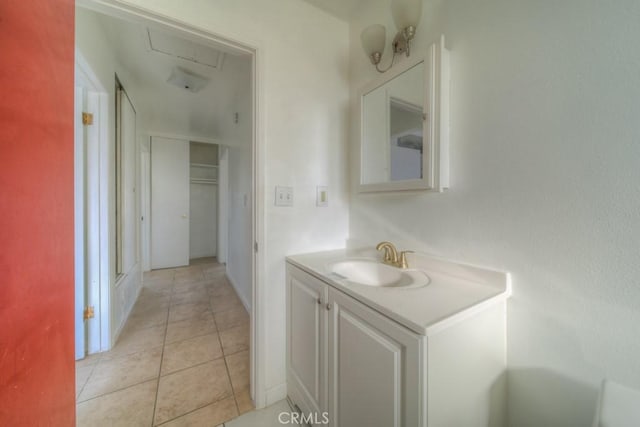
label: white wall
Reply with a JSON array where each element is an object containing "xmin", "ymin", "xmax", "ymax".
[
  {"xmin": 115, "ymin": 0, "xmax": 351, "ymax": 402},
  {"xmin": 76, "ymin": 8, "xmax": 144, "ymax": 344},
  {"xmin": 349, "ymin": 1, "xmax": 640, "ymax": 426}
]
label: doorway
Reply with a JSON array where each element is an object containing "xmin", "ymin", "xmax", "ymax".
[
  {"xmin": 74, "ymin": 0, "xmax": 265, "ymax": 418},
  {"xmin": 75, "ymin": 52, "xmax": 110, "ymax": 358}
]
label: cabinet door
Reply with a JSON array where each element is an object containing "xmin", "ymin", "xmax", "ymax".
[
  {"xmin": 287, "ymin": 266, "xmax": 328, "ymax": 418},
  {"xmin": 328, "ymin": 288, "xmax": 423, "ymax": 427}
]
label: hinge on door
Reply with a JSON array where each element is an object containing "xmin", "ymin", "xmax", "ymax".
[
  {"xmin": 254, "ymin": 242, "xmax": 258, "ymax": 252},
  {"xmin": 82, "ymin": 112, "xmax": 94, "ymax": 125},
  {"xmin": 83, "ymin": 306, "xmax": 95, "ymax": 320}
]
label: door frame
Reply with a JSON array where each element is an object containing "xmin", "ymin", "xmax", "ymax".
[
  {"xmin": 75, "ymin": 50, "xmax": 111, "ymax": 355},
  {"xmin": 77, "ymin": 0, "xmax": 267, "ymax": 408}
]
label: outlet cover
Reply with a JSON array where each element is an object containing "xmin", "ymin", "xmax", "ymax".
[{"xmin": 275, "ymin": 186, "xmax": 293, "ymax": 207}]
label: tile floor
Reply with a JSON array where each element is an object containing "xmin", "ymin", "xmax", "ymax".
[{"xmin": 76, "ymin": 259, "xmax": 253, "ymax": 426}]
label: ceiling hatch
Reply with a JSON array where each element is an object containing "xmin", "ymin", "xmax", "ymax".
[{"xmin": 147, "ymin": 28, "xmax": 225, "ymax": 70}]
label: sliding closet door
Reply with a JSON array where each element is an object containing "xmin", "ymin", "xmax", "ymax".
[{"xmin": 151, "ymin": 137, "xmax": 189, "ymax": 269}]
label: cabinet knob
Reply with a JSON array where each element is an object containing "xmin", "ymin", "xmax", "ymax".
[
  {"xmin": 326, "ymin": 303, "xmax": 332, "ymax": 311},
  {"xmin": 317, "ymin": 298, "xmax": 322, "ymax": 305}
]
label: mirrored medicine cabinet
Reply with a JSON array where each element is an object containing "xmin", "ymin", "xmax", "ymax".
[{"xmin": 357, "ymin": 35, "xmax": 450, "ymax": 193}]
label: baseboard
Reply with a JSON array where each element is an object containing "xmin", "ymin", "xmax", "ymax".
[
  {"xmin": 109, "ymin": 267, "xmax": 143, "ymax": 350},
  {"xmin": 266, "ymin": 382, "xmax": 288, "ymax": 407},
  {"xmin": 225, "ymin": 272, "xmax": 252, "ymax": 312}
]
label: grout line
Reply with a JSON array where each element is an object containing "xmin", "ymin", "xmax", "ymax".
[
  {"xmin": 150, "ymin": 269, "xmax": 175, "ymax": 427},
  {"xmin": 76, "ymin": 378, "xmax": 158, "ymax": 405},
  {"xmin": 153, "ymin": 394, "xmax": 234, "ymax": 426},
  {"xmin": 75, "ymin": 360, "xmax": 98, "ymax": 401},
  {"xmin": 80, "ymin": 262, "xmax": 234, "ymax": 425},
  {"xmin": 212, "ymin": 299, "xmax": 243, "ymax": 418},
  {"xmin": 157, "ymin": 351, "xmax": 225, "ymax": 378}
]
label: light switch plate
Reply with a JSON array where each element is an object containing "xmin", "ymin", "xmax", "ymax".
[
  {"xmin": 316, "ymin": 186, "xmax": 328, "ymax": 207},
  {"xmin": 275, "ymin": 186, "xmax": 293, "ymax": 207}
]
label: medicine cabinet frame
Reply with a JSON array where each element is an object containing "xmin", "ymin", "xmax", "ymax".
[{"xmin": 357, "ymin": 35, "xmax": 450, "ymax": 193}]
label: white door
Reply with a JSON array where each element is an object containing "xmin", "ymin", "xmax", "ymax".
[
  {"xmin": 287, "ymin": 266, "xmax": 328, "ymax": 418},
  {"xmin": 151, "ymin": 137, "xmax": 190, "ymax": 269},
  {"xmin": 327, "ymin": 287, "xmax": 422, "ymax": 427}
]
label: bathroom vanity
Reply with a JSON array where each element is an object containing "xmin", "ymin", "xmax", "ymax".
[{"xmin": 286, "ymin": 249, "xmax": 511, "ymax": 427}]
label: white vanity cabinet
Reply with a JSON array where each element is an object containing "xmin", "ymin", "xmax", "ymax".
[
  {"xmin": 287, "ymin": 264, "xmax": 421, "ymax": 427},
  {"xmin": 287, "ymin": 265, "xmax": 328, "ymax": 418},
  {"xmin": 286, "ymin": 260, "xmax": 508, "ymax": 427},
  {"xmin": 327, "ymin": 285, "xmax": 423, "ymax": 427}
]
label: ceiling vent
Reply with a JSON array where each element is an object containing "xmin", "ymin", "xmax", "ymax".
[
  {"xmin": 147, "ymin": 28, "xmax": 225, "ymax": 70},
  {"xmin": 167, "ymin": 67, "xmax": 209, "ymax": 93}
]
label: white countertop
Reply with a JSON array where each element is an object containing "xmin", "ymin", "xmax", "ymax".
[{"xmin": 286, "ymin": 249, "xmax": 511, "ymax": 336}]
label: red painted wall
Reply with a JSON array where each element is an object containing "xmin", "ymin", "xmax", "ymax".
[{"xmin": 0, "ymin": 1, "xmax": 76, "ymax": 425}]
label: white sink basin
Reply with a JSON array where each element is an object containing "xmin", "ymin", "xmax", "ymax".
[{"xmin": 328, "ymin": 259, "xmax": 429, "ymax": 289}]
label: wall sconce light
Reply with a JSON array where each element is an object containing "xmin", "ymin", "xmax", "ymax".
[{"xmin": 361, "ymin": 0, "xmax": 423, "ymax": 73}]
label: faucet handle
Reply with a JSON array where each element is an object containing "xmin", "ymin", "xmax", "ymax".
[{"xmin": 398, "ymin": 251, "xmax": 414, "ymax": 269}]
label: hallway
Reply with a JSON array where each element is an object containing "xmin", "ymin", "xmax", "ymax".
[{"xmin": 76, "ymin": 259, "xmax": 253, "ymax": 426}]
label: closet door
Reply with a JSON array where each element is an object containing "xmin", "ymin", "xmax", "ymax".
[{"xmin": 151, "ymin": 137, "xmax": 189, "ymax": 269}]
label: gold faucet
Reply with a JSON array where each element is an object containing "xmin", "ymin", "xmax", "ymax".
[{"xmin": 376, "ymin": 242, "xmax": 413, "ymax": 269}]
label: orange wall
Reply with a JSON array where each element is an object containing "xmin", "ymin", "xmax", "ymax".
[{"xmin": 0, "ymin": 0, "xmax": 76, "ymax": 424}]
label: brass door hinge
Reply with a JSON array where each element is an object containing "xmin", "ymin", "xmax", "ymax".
[
  {"xmin": 83, "ymin": 306, "xmax": 95, "ymax": 320},
  {"xmin": 82, "ymin": 112, "xmax": 94, "ymax": 125}
]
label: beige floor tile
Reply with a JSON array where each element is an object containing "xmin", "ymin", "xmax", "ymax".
[
  {"xmin": 76, "ymin": 365, "xmax": 94, "ymax": 399},
  {"xmin": 204, "ymin": 271, "xmax": 227, "ymax": 282},
  {"xmin": 210, "ymin": 292, "xmax": 244, "ymax": 313},
  {"xmin": 214, "ymin": 307, "xmax": 249, "ymax": 332},
  {"xmin": 154, "ymin": 359, "xmax": 233, "ymax": 425},
  {"xmin": 165, "ymin": 312, "xmax": 217, "ymax": 344},
  {"xmin": 142, "ymin": 269, "xmax": 176, "ymax": 286},
  {"xmin": 126, "ymin": 306, "xmax": 169, "ymax": 331},
  {"xmin": 75, "ymin": 353, "xmax": 102, "ymax": 369},
  {"xmin": 142, "ymin": 279, "xmax": 174, "ymax": 291},
  {"xmin": 208, "ymin": 282, "xmax": 236, "ymax": 298},
  {"xmin": 159, "ymin": 396, "xmax": 238, "ymax": 427},
  {"xmin": 169, "ymin": 301, "xmax": 211, "ymax": 323},
  {"xmin": 144, "ymin": 280, "xmax": 173, "ymax": 290},
  {"xmin": 172, "ymin": 280, "xmax": 209, "ymax": 295},
  {"xmin": 161, "ymin": 333, "xmax": 223, "ymax": 375},
  {"xmin": 219, "ymin": 324, "xmax": 249, "ymax": 356},
  {"xmin": 174, "ymin": 271, "xmax": 204, "ymax": 285},
  {"xmin": 171, "ymin": 288, "xmax": 209, "ymax": 306},
  {"xmin": 226, "ymin": 350, "xmax": 250, "ymax": 394},
  {"xmin": 79, "ymin": 347, "xmax": 162, "ymax": 401},
  {"xmin": 144, "ymin": 269, "xmax": 175, "ymax": 281},
  {"xmin": 133, "ymin": 296, "xmax": 171, "ymax": 313},
  {"xmin": 106, "ymin": 324, "xmax": 166, "ymax": 358},
  {"xmin": 77, "ymin": 380, "xmax": 157, "ymax": 427},
  {"xmin": 235, "ymin": 388, "xmax": 255, "ymax": 415}
]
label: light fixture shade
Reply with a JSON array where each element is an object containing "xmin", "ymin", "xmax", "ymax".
[
  {"xmin": 361, "ymin": 24, "xmax": 386, "ymax": 56},
  {"xmin": 167, "ymin": 66, "xmax": 209, "ymax": 93},
  {"xmin": 391, "ymin": 0, "xmax": 422, "ymax": 30}
]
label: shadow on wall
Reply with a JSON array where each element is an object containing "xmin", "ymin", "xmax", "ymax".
[
  {"xmin": 508, "ymin": 368, "xmax": 599, "ymax": 427},
  {"xmin": 488, "ymin": 371, "xmax": 507, "ymax": 427}
]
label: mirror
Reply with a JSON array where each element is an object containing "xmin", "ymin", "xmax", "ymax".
[
  {"xmin": 362, "ymin": 62, "xmax": 425, "ymax": 185},
  {"xmin": 358, "ymin": 36, "xmax": 450, "ymax": 193}
]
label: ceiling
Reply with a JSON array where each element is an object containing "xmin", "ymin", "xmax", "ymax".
[
  {"xmin": 89, "ymin": 10, "xmax": 251, "ymax": 139},
  {"xmin": 299, "ymin": 0, "xmax": 364, "ymax": 21}
]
